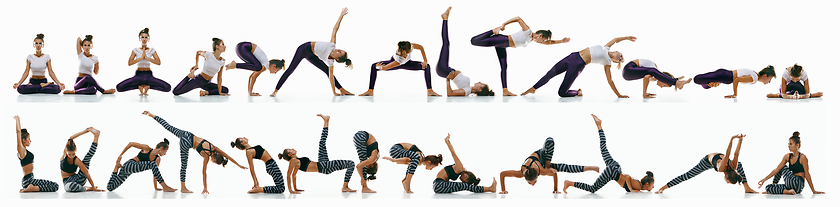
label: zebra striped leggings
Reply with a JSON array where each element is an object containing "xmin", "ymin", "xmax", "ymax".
[
  {"xmin": 153, "ymin": 116, "xmax": 194, "ymax": 183},
  {"xmin": 316, "ymin": 127, "xmax": 355, "ymax": 182},
  {"xmin": 764, "ymin": 166, "xmax": 805, "ymax": 194},
  {"xmin": 262, "ymin": 159, "xmax": 286, "ymax": 193},
  {"xmin": 390, "ymin": 144, "xmax": 421, "ymax": 175},
  {"xmin": 433, "ymin": 178, "xmax": 484, "ymax": 193},
  {"xmin": 665, "ymin": 155, "xmax": 749, "ymax": 188},
  {"xmin": 107, "ymin": 160, "xmax": 165, "ymax": 191},
  {"xmin": 353, "ymin": 131, "xmax": 373, "ymax": 180},
  {"xmin": 21, "ymin": 173, "xmax": 59, "ymax": 192},
  {"xmin": 63, "ymin": 142, "xmax": 98, "ymax": 192},
  {"xmin": 537, "ymin": 137, "xmax": 586, "ymax": 173},
  {"xmin": 573, "ymin": 130, "xmax": 622, "ymax": 193}
]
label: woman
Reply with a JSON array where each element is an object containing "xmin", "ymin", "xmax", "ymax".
[
  {"xmin": 766, "ymin": 64, "xmax": 823, "ymax": 99},
  {"xmin": 143, "ymin": 111, "xmax": 247, "ymax": 194},
  {"xmin": 271, "ymin": 8, "xmax": 354, "ymax": 97},
  {"xmin": 13, "ymin": 34, "xmax": 64, "ymax": 94},
  {"xmin": 352, "ymin": 131, "xmax": 379, "ymax": 193},
  {"xmin": 520, "ymin": 36, "xmax": 635, "ymax": 98},
  {"xmin": 279, "ymin": 114, "xmax": 357, "ymax": 193},
  {"xmin": 231, "ymin": 137, "xmax": 286, "ymax": 193},
  {"xmin": 15, "ymin": 115, "xmax": 59, "ymax": 193},
  {"xmin": 60, "ymin": 127, "xmax": 104, "ymax": 192},
  {"xmin": 63, "ymin": 35, "xmax": 116, "ymax": 94},
  {"xmin": 172, "ymin": 38, "xmax": 230, "ymax": 96},
  {"xmin": 116, "ymin": 28, "xmax": 171, "ymax": 96},
  {"xmin": 562, "ymin": 114, "xmax": 655, "ymax": 193},
  {"xmin": 225, "ymin": 41, "xmax": 285, "ymax": 96},
  {"xmin": 692, "ymin": 65, "xmax": 775, "ymax": 98},
  {"xmin": 470, "ymin": 16, "xmax": 570, "ymax": 96},
  {"xmin": 383, "ymin": 142, "xmax": 443, "ymax": 193},
  {"xmin": 655, "ymin": 134, "xmax": 758, "ymax": 193},
  {"xmin": 358, "ymin": 41, "xmax": 439, "ymax": 96},
  {"xmin": 499, "ymin": 137, "xmax": 599, "ymax": 194},
  {"xmin": 622, "ymin": 59, "xmax": 692, "ymax": 98},
  {"xmin": 757, "ymin": 132, "xmax": 825, "ymax": 195},
  {"xmin": 436, "ymin": 7, "xmax": 494, "ymax": 97},
  {"xmin": 432, "ymin": 133, "xmax": 497, "ymax": 194},
  {"xmin": 107, "ymin": 138, "xmax": 177, "ymax": 192}
]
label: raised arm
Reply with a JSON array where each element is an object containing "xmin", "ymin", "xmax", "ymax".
[
  {"xmin": 604, "ymin": 65, "xmax": 628, "ymax": 98},
  {"xmin": 758, "ymin": 154, "xmax": 790, "ymax": 188},
  {"xmin": 412, "ymin": 43, "xmax": 429, "ymax": 68},
  {"xmin": 76, "ymin": 37, "xmax": 83, "ymax": 55},
  {"xmin": 500, "ymin": 16, "xmax": 530, "ymax": 31},
  {"xmin": 722, "ymin": 134, "xmax": 744, "ymax": 171},
  {"xmin": 14, "ymin": 116, "xmax": 25, "ymax": 159},
  {"xmin": 444, "ymin": 134, "xmax": 463, "ymax": 171},
  {"xmin": 800, "ymin": 155, "xmax": 824, "ymax": 194},
  {"xmin": 604, "ymin": 36, "xmax": 636, "ymax": 48},
  {"xmin": 119, "ymin": 142, "xmax": 150, "ymax": 158},
  {"xmin": 67, "ymin": 128, "xmax": 92, "ymax": 140},
  {"xmin": 330, "ymin": 7, "xmax": 349, "ymax": 43}
]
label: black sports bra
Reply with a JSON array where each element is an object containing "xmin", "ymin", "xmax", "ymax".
[
  {"xmin": 711, "ymin": 153, "xmax": 725, "ymax": 171},
  {"xmin": 249, "ymin": 145, "xmax": 265, "ymax": 159},
  {"xmin": 522, "ymin": 156, "xmax": 541, "ymax": 169},
  {"xmin": 19, "ymin": 149, "xmax": 34, "ymax": 167},
  {"xmin": 789, "ymin": 153, "xmax": 805, "ymax": 174},
  {"xmin": 444, "ymin": 164, "xmax": 459, "ymax": 180},
  {"xmin": 196, "ymin": 140, "xmax": 216, "ymax": 154},
  {"xmin": 60, "ymin": 156, "xmax": 78, "ymax": 173},
  {"xmin": 366, "ymin": 142, "xmax": 379, "ymax": 157},
  {"xmin": 298, "ymin": 157, "xmax": 311, "ymax": 171},
  {"xmin": 408, "ymin": 145, "xmax": 423, "ymax": 157},
  {"xmin": 137, "ymin": 150, "xmax": 159, "ymax": 162}
]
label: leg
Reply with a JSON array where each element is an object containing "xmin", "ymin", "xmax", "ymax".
[
  {"xmin": 664, "ymin": 156, "xmax": 714, "ymax": 188},
  {"xmin": 435, "ymin": 20, "xmax": 454, "ymax": 78},
  {"xmin": 622, "ymin": 63, "xmax": 678, "ymax": 86},
  {"xmin": 76, "ymin": 75, "xmax": 110, "ymax": 93},
  {"xmin": 389, "ymin": 144, "xmax": 422, "ymax": 175},
  {"xmin": 734, "ymin": 161, "xmax": 756, "ymax": 193},
  {"xmin": 306, "ymin": 56, "xmax": 345, "ymax": 90},
  {"xmin": 39, "ymin": 81, "xmax": 61, "ymax": 94},
  {"xmin": 537, "ymin": 137, "xmax": 555, "ymax": 163},
  {"xmin": 275, "ymin": 43, "xmax": 311, "ymax": 91},
  {"xmin": 318, "ymin": 127, "xmax": 330, "ymax": 163},
  {"xmin": 693, "ymin": 69, "xmax": 732, "ymax": 89},
  {"xmin": 433, "ymin": 179, "xmax": 484, "ymax": 193},
  {"xmin": 495, "ymin": 47, "xmax": 511, "ymax": 90},
  {"xmin": 199, "ymin": 81, "xmax": 229, "ymax": 95},
  {"xmin": 17, "ymin": 78, "xmax": 45, "ymax": 94},
  {"xmin": 765, "ymin": 166, "xmax": 793, "ymax": 194},
  {"xmin": 597, "ymin": 130, "xmax": 619, "ymax": 167},
  {"xmin": 353, "ymin": 131, "xmax": 370, "ymax": 179},
  {"xmin": 29, "ymin": 178, "xmax": 60, "ymax": 192},
  {"xmin": 367, "ymin": 61, "xmax": 387, "ymax": 90},
  {"xmin": 151, "ymin": 116, "xmax": 194, "ymax": 185},
  {"xmin": 568, "ymin": 165, "xmax": 620, "ymax": 193},
  {"xmin": 63, "ymin": 174, "xmax": 87, "ymax": 192},
  {"xmin": 261, "ymin": 159, "xmax": 286, "ymax": 193},
  {"xmin": 172, "ymin": 76, "xmax": 205, "ymax": 95},
  {"xmin": 551, "ymin": 163, "xmax": 586, "ymax": 173},
  {"xmin": 116, "ymin": 72, "xmax": 143, "ymax": 92},
  {"xmin": 234, "ymin": 42, "xmax": 264, "ymax": 71},
  {"xmin": 145, "ymin": 71, "xmax": 172, "ymax": 92},
  {"xmin": 470, "ymin": 30, "xmax": 510, "ymax": 47}
]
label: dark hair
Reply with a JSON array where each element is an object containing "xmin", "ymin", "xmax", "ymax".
[
  {"xmin": 523, "ymin": 166, "xmax": 539, "ymax": 181},
  {"xmin": 461, "ymin": 171, "xmax": 480, "ymax": 185},
  {"xmin": 269, "ymin": 59, "xmax": 285, "ymax": 69},
  {"xmin": 724, "ymin": 169, "xmax": 743, "ymax": 184},
  {"xmin": 211, "ymin": 38, "xmax": 223, "ymax": 51},
  {"xmin": 34, "ymin": 33, "xmax": 44, "ymax": 42},
  {"xmin": 535, "ymin": 30, "xmax": 552, "ymax": 39},
  {"xmin": 21, "ymin": 128, "xmax": 29, "ymax": 140},
  {"xmin": 397, "ymin": 41, "xmax": 412, "ymax": 56},
  {"xmin": 759, "ymin": 65, "xmax": 776, "ymax": 78},
  {"xmin": 476, "ymin": 85, "xmax": 495, "ymax": 96},
  {"xmin": 280, "ymin": 150, "xmax": 292, "ymax": 161},
  {"xmin": 66, "ymin": 139, "xmax": 77, "ymax": 152},
  {"xmin": 231, "ymin": 138, "xmax": 245, "ymax": 150},
  {"xmin": 212, "ymin": 152, "xmax": 228, "ymax": 167},
  {"xmin": 83, "ymin": 35, "xmax": 93, "ymax": 44},
  {"xmin": 365, "ymin": 163, "xmax": 378, "ymax": 180},
  {"xmin": 139, "ymin": 28, "xmax": 150, "ymax": 37},
  {"xmin": 790, "ymin": 64, "xmax": 803, "ymax": 78},
  {"xmin": 336, "ymin": 52, "xmax": 352, "ymax": 68},
  {"xmin": 156, "ymin": 138, "xmax": 170, "ymax": 150},
  {"xmin": 641, "ymin": 171, "xmax": 655, "ymax": 185},
  {"xmin": 425, "ymin": 154, "xmax": 443, "ymax": 166},
  {"xmin": 790, "ymin": 131, "xmax": 801, "ymax": 146}
]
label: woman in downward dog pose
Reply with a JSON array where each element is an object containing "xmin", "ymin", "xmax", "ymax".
[
  {"xmin": 562, "ymin": 114, "xmax": 655, "ymax": 193},
  {"xmin": 352, "ymin": 131, "xmax": 379, "ymax": 193},
  {"xmin": 279, "ymin": 114, "xmax": 357, "ymax": 193},
  {"xmin": 756, "ymin": 132, "xmax": 824, "ymax": 195},
  {"xmin": 692, "ymin": 66, "xmax": 775, "ymax": 98},
  {"xmin": 622, "ymin": 59, "xmax": 692, "ymax": 98},
  {"xmin": 60, "ymin": 127, "xmax": 104, "ymax": 192},
  {"xmin": 499, "ymin": 137, "xmax": 599, "ymax": 194},
  {"xmin": 272, "ymin": 8, "xmax": 354, "ymax": 97},
  {"xmin": 655, "ymin": 134, "xmax": 758, "ymax": 193},
  {"xmin": 172, "ymin": 38, "xmax": 230, "ymax": 96},
  {"xmin": 520, "ymin": 36, "xmax": 635, "ymax": 98},
  {"xmin": 766, "ymin": 64, "xmax": 823, "ymax": 99},
  {"xmin": 231, "ymin": 137, "xmax": 285, "ymax": 193},
  {"xmin": 225, "ymin": 41, "xmax": 285, "ymax": 96},
  {"xmin": 436, "ymin": 7, "xmax": 494, "ymax": 97},
  {"xmin": 432, "ymin": 133, "xmax": 496, "ymax": 193},
  {"xmin": 116, "ymin": 28, "xmax": 171, "ymax": 96},
  {"xmin": 13, "ymin": 33, "xmax": 64, "ymax": 94},
  {"xmin": 358, "ymin": 41, "xmax": 439, "ymax": 96},
  {"xmin": 383, "ymin": 143, "xmax": 443, "ymax": 193},
  {"xmin": 15, "ymin": 116, "xmax": 59, "ymax": 193},
  {"xmin": 107, "ymin": 138, "xmax": 177, "ymax": 192},
  {"xmin": 470, "ymin": 16, "xmax": 569, "ymax": 96},
  {"xmin": 63, "ymin": 35, "xmax": 116, "ymax": 94},
  {"xmin": 143, "ymin": 111, "xmax": 247, "ymax": 194}
]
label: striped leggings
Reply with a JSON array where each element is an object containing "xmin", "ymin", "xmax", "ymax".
[
  {"xmin": 106, "ymin": 160, "xmax": 165, "ymax": 191},
  {"xmin": 316, "ymin": 127, "xmax": 355, "ymax": 182},
  {"xmin": 764, "ymin": 166, "xmax": 805, "ymax": 194},
  {"xmin": 390, "ymin": 144, "xmax": 421, "ymax": 175},
  {"xmin": 433, "ymin": 178, "xmax": 484, "ymax": 193},
  {"xmin": 262, "ymin": 159, "xmax": 286, "ymax": 193},
  {"xmin": 21, "ymin": 173, "xmax": 59, "ymax": 192},
  {"xmin": 573, "ymin": 130, "xmax": 622, "ymax": 193},
  {"xmin": 536, "ymin": 137, "xmax": 585, "ymax": 172},
  {"xmin": 63, "ymin": 142, "xmax": 98, "ymax": 192},
  {"xmin": 353, "ymin": 131, "xmax": 372, "ymax": 180},
  {"xmin": 154, "ymin": 116, "xmax": 195, "ymax": 183},
  {"xmin": 665, "ymin": 155, "xmax": 749, "ymax": 188}
]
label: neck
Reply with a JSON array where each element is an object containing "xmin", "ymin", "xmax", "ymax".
[
  {"xmin": 141, "ymin": 44, "xmax": 147, "ymax": 49},
  {"xmin": 35, "ymin": 50, "xmax": 42, "ymax": 55},
  {"xmin": 150, "ymin": 148, "xmax": 159, "ymax": 156},
  {"xmin": 243, "ymin": 143, "xmax": 252, "ymax": 148},
  {"xmin": 213, "ymin": 51, "xmax": 222, "ymax": 59}
]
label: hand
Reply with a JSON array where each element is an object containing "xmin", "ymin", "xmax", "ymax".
[
  {"xmin": 375, "ymin": 62, "xmax": 385, "ymax": 70},
  {"xmin": 13, "ymin": 83, "xmax": 20, "ymax": 89},
  {"xmin": 13, "ymin": 115, "xmax": 20, "ymax": 120},
  {"xmin": 219, "ymin": 92, "xmax": 230, "ymax": 96},
  {"xmin": 421, "ymin": 61, "xmax": 428, "ymax": 69},
  {"xmin": 643, "ymin": 93, "xmax": 657, "ymax": 98},
  {"xmin": 558, "ymin": 37, "xmax": 571, "ymax": 44},
  {"xmin": 239, "ymin": 165, "xmax": 248, "ymax": 170},
  {"xmin": 87, "ymin": 186, "xmax": 104, "ymax": 192},
  {"xmin": 627, "ymin": 36, "xmax": 637, "ymax": 41},
  {"xmin": 813, "ymin": 190, "xmax": 825, "ymax": 194},
  {"xmin": 89, "ymin": 128, "xmax": 100, "ymax": 136},
  {"xmin": 617, "ymin": 94, "xmax": 629, "ymax": 98},
  {"xmin": 142, "ymin": 111, "xmax": 155, "ymax": 118},
  {"xmin": 252, "ymin": 184, "xmax": 259, "ymax": 190},
  {"xmin": 382, "ymin": 157, "xmax": 394, "ymax": 162},
  {"xmin": 499, "ymin": 191, "xmax": 508, "ymax": 194},
  {"xmin": 444, "ymin": 133, "xmax": 451, "ymax": 142},
  {"xmin": 340, "ymin": 7, "xmax": 349, "ymax": 16},
  {"xmin": 499, "ymin": 25, "xmax": 506, "ymax": 31},
  {"xmin": 724, "ymin": 94, "xmax": 737, "ymax": 98},
  {"xmin": 707, "ymin": 82, "xmax": 720, "ymax": 88},
  {"xmin": 732, "ymin": 134, "xmax": 746, "ymax": 139},
  {"xmin": 58, "ymin": 83, "xmax": 66, "ymax": 91},
  {"xmin": 191, "ymin": 65, "xmax": 199, "ymax": 71},
  {"xmin": 202, "ymin": 189, "xmax": 209, "ymax": 194},
  {"xmin": 757, "ymin": 179, "xmax": 767, "ymax": 189},
  {"xmin": 793, "ymin": 91, "xmax": 800, "ymax": 100},
  {"xmin": 294, "ymin": 188, "xmax": 304, "ymax": 192},
  {"xmin": 270, "ymin": 92, "xmax": 277, "ymax": 97}
]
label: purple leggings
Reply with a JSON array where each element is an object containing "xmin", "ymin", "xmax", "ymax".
[
  {"xmin": 275, "ymin": 42, "xmax": 344, "ymax": 90},
  {"xmin": 116, "ymin": 70, "xmax": 171, "ymax": 92},
  {"xmin": 235, "ymin": 42, "xmax": 264, "ymax": 72},
  {"xmin": 435, "ymin": 20, "xmax": 455, "ymax": 78},
  {"xmin": 470, "ymin": 30, "xmax": 510, "ymax": 88},
  {"xmin": 693, "ymin": 69, "xmax": 733, "ymax": 89},
  {"xmin": 73, "ymin": 75, "xmax": 107, "ymax": 95},
  {"xmin": 622, "ymin": 61, "xmax": 677, "ymax": 86},
  {"xmin": 172, "ymin": 76, "xmax": 228, "ymax": 95},
  {"xmin": 532, "ymin": 52, "xmax": 587, "ymax": 97},
  {"xmin": 17, "ymin": 78, "xmax": 60, "ymax": 94},
  {"xmin": 368, "ymin": 58, "xmax": 432, "ymax": 89}
]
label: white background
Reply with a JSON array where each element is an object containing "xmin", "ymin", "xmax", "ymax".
[{"xmin": 0, "ymin": 0, "xmax": 836, "ymax": 206}]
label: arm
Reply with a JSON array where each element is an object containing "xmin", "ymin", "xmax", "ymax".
[
  {"xmin": 758, "ymin": 154, "xmax": 790, "ymax": 188},
  {"xmin": 246, "ymin": 151, "xmax": 258, "ymax": 188},
  {"xmin": 45, "ymin": 60, "xmax": 63, "ymax": 89},
  {"xmin": 119, "ymin": 142, "xmax": 150, "ymax": 158},
  {"xmin": 330, "ymin": 7, "xmax": 349, "ymax": 43},
  {"xmin": 728, "ymin": 76, "xmax": 753, "ymax": 98},
  {"xmin": 67, "ymin": 128, "xmax": 91, "ymax": 140},
  {"xmin": 445, "ymin": 79, "xmax": 466, "ymax": 96},
  {"xmin": 730, "ymin": 135, "xmax": 744, "ymax": 168},
  {"xmin": 604, "ymin": 65, "xmax": 627, "ymax": 98},
  {"xmin": 76, "ymin": 37, "xmax": 83, "ymax": 55},
  {"xmin": 153, "ymin": 158, "xmax": 162, "ymax": 190},
  {"xmin": 378, "ymin": 61, "xmax": 402, "ymax": 70},
  {"xmin": 499, "ymin": 170, "xmax": 523, "ymax": 194},
  {"xmin": 383, "ymin": 157, "xmax": 412, "ymax": 165},
  {"xmin": 444, "ymin": 134, "xmax": 464, "ymax": 171},
  {"xmin": 217, "ymin": 67, "xmax": 226, "ymax": 95},
  {"xmin": 75, "ymin": 157, "xmax": 99, "ymax": 190},
  {"xmin": 803, "ymin": 79, "xmax": 812, "ymax": 97},
  {"xmin": 800, "ymin": 155, "xmax": 824, "ymax": 193},
  {"xmin": 15, "ymin": 60, "xmax": 30, "ymax": 88},
  {"xmin": 149, "ymin": 51, "xmax": 161, "ymax": 65},
  {"xmin": 128, "ymin": 51, "xmax": 141, "ymax": 66},
  {"xmin": 286, "ymin": 159, "xmax": 299, "ymax": 194},
  {"xmin": 329, "ymin": 66, "xmax": 338, "ymax": 95},
  {"xmin": 93, "ymin": 62, "xmax": 100, "ymax": 75},
  {"xmin": 500, "ymin": 16, "xmax": 529, "ymax": 31},
  {"xmin": 604, "ymin": 36, "xmax": 636, "ymax": 48},
  {"xmin": 218, "ymin": 149, "xmax": 247, "ymax": 169},
  {"xmin": 194, "ymin": 51, "xmax": 205, "ymax": 69},
  {"xmin": 412, "ymin": 43, "xmax": 429, "ymax": 68},
  {"xmin": 202, "ymin": 154, "xmax": 210, "ymax": 194},
  {"xmin": 14, "ymin": 116, "xmax": 25, "ymax": 159}
]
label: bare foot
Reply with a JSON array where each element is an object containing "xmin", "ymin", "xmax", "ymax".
[
  {"xmin": 21, "ymin": 184, "xmax": 39, "ymax": 192},
  {"xmin": 783, "ymin": 189, "xmax": 796, "ymax": 195},
  {"xmin": 317, "ymin": 114, "xmax": 330, "ymax": 122},
  {"xmin": 161, "ymin": 184, "xmax": 177, "ymax": 192},
  {"xmin": 40, "ymin": 82, "xmax": 51, "ymax": 87},
  {"xmin": 562, "ymin": 180, "xmax": 574, "ymax": 194},
  {"xmin": 270, "ymin": 92, "xmax": 277, "ymax": 97},
  {"xmin": 644, "ymin": 93, "xmax": 657, "ymax": 98},
  {"xmin": 427, "ymin": 90, "xmax": 441, "ymax": 96},
  {"xmin": 745, "ymin": 188, "xmax": 759, "ymax": 194},
  {"xmin": 520, "ymin": 87, "xmax": 536, "ymax": 96},
  {"xmin": 486, "ymin": 178, "xmax": 497, "ymax": 193},
  {"xmin": 577, "ymin": 89, "xmax": 584, "ymax": 96},
  {"xmin": 358, "ymin": 90, "xmax": 374, "ymax": 96},
  {"xmin": 812, "ymin": 92, "xmax": 823, "ymax": 97},
  {"xmin": 342, "ymin": 187, "xmax": 357, "ymax": 193},
  {"xmin": 113, "ymin": 162, "xmax": 122, "ymax": 172},
  {"xmin": 181, "ymin": 188, "xmax": 193, "ymax": 193},
  {"xmin": 63, "ymin": 90, "xmax": 75, "ymax": 94},
  {"xmin": 103, "ymin": 89, "xmax": 116, "ymax": 94},
  {"xmin": 676, "ymin": 78, "xmax": 691, "ymax": 90},
  {"xmin": 502, "ymin": 89, "xmax": 517, "ymax": 96},
  {"xmin": 249, "ymin": 92, "xmax": 261, "ymax": 96},
  {"xmin": 199, "ymin": 90, "xmax": 209, "ymax": 96},
  {"xmin": 441, "ymin": 6, "xmax": 451, "ymax": 20},
  {"xmin": 226, "ymin": 61, "xmax": 237, "ymax": 70},
  {"xmin": 339, "ymin": 88, "xmax": 355, "ymax": 96},
  {"xmin": 362, "ymin": 187, "xmax": 377, "ymax": 193},
  {"xmin": 402, "ymin": 179, "xmax": 413, "ymax": 194}
]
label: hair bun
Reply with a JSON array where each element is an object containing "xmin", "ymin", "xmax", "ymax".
[
  {"xmin": 143, "ymin": 28, "xmax": 149, "ymax": 33},
  {"xmin": 230, "ymin": 142, "xmax": 236, "ymax": 148},
  {"xmin": 368, "ymin": 175, "xmax": 376, "ymax": 180},
  {"xmin": 646, "ymin": 171, "xmax": 654, "ymax": 177},
  {"xmin": 474, "ymin": 178, "xmax": 481, "ymax": 185},
  {"xmin": 792, "ymin": 131, "xmax": 800, "ymax": 138},
  {"xmin": 36, "ymin": 33, "xmax": 44, "ymax": 39},
  {"xmin": 85, "ymin": 35, "xmax": 93, "ymax": 40},
  {"xmin": 212, "ymin": 37, "xmax": 220, "ymax": 42},
  {"xmin": 438, "ymin": 154, "xmax": 443, "ymax": 162},
  {"xmin": 163, "ymin": 138, "xmax": 170, "ymax": 145}
]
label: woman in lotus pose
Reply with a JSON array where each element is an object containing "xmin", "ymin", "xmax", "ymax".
[{"xmin": 13, "ymin": 33, "xmax": 64, "ymax": 94}]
